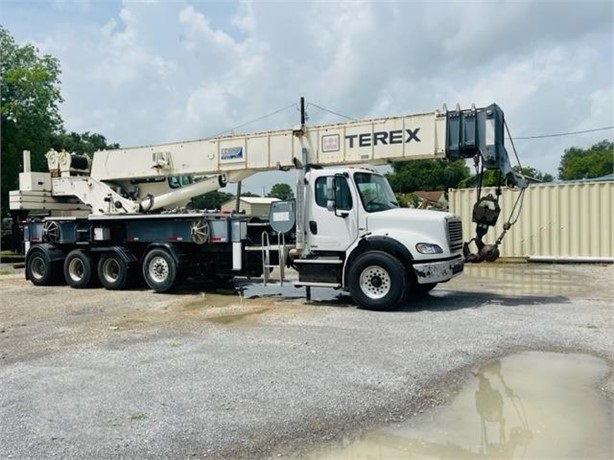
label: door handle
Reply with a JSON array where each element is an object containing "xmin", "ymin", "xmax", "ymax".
[{"xmin": 309, "ymin": 221, "xmax": 318, "ymax": 234}]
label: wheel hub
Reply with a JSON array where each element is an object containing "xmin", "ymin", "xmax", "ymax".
[
  {"xmin": 68, "ymin": 259, "xmax": 85, "ymax": 281},
  {"xmin": 31, "ymin": 257, "xmax": 46, "ymax": 280},
  {"xmin": 359, "ymin": 265, "xmax": 391, "ymax": 300},
  {"xmin": 102, "ymin": 259, "xmax": 120, "ymax": 282},
  {"xmin": 150, "ymin": 257, "xmax": 169, "ymax": 282}
]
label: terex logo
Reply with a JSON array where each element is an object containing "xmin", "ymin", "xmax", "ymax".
[{"xmin": 345, "ymin": 129, "xmax": 421, "ymax": 148}]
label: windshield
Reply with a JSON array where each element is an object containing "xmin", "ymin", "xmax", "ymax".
[{"xmin": 353, "ymin": 172, "xmax": 399, "ymax": 213}]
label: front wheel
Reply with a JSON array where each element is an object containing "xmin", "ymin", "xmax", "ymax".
[
  {"xmin": 142, "ymin": 248, "xmax": 179, "ymax": 293},
  {"xmin": 348, "ymin": 251, "xmax": 406, "ymax": 311}
]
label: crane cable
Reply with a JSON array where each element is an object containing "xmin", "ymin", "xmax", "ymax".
[
  {"xmin": 493, "ymin": 121, "xmax": 528, "ymax": 247},
  {"xmin": 466, "ymin": 121, "xmax": 528, "ymax": 261}
]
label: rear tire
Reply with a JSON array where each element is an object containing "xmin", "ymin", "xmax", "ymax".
[
  {"xmin": 64, "ymin": 249, "xmax": 97, "ymax": 288},
  {"xmin": 142, "ymin": 248, "xmax": 178, "ymax": 293},
  {"xmin": 26, "ymin": 247, "xmax": 60, "ymax": 286},
  {"xmin": 98, "ymin": 253, "xmax": 131, "ymax": 290},
  {"xmin": 348, "ymin": 251, "xmax": 406, "ymax": 311}
]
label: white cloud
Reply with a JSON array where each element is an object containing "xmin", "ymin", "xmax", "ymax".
[
  {"xmin": 586, "ymin": 87, "xmax": 614, "ymax": 129},
  {"xmin": 178, "ymin": 4, "xmax": 237, "ymax": 49},
  {"xmin": 231, "ymin": 0, "xmax": 255, "ymax": 34},
  {"xmin": 3, "ymin": 0, "xmax": 612, "ymax": 184},
  {"xmin": 94, "ymin": 4, "xmax": 177, "ymax": 89}
]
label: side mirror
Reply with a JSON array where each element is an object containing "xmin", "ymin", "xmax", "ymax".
[{"xmin": 326, "ymin": 176, "xmax": 336, "ymax": 212}]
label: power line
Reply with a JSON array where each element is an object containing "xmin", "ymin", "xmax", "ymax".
[
  {"xmin": 509, "ymin": 126, "xmax": 614, "ymax": 140},
  {"xmin": 307, "ymin": 102, "xmax": 356, "ymax": 121},
  {"xmin": 211, "ymin": 103, "xmax": 297, "ymax": 137},
  {"xmin": 213, "ymin": 101, "xmax": 613, "ymax": 142},
  {"xmin": 307, "ymin": 104, "xmax": 613, "ymax": 141}
]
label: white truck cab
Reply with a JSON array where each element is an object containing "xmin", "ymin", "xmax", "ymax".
[{"xmin": 292, "ymin": 166, "xmax": 464, "ymax": 310}]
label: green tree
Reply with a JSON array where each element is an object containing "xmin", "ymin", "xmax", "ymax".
[
  {"xmin": 1, "ymin": 26, "xmax": 63, "ymax": 216},
  {"xmin": 459, "ymin": 165, "xmax": 554, "ymax": 188},
  {"xmin": 1, "ymin": 27, "xmax": 120, "ymax": 217},
  {"xmin": 558, "ymin": 140, "xmax": 613, "ymax": 180},
  {"xmin": 267, "ymin": 183, "xmax": 294, "ymax": 201},
  {"xmin": 386, "ymin": 159, "xmax": 470, "ymax": 193},
  {"xmin": 191, "ymin": 190, "xmax": 234, "ymax": 210},
  {"xmin": 50, "ymin": 131, "xmax": 120, "ymax": 154},
  {"xmin": 516, "ymin": 166, "xmax": 554, "ymax": 183},
  {"xmin": 240, "ymin": 191, "xmax": 260, "ymax": 197}
]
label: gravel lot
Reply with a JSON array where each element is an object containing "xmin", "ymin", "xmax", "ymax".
[{"xmin": 1, "ymin": 263, "xmax": 612, "ymax": 459}]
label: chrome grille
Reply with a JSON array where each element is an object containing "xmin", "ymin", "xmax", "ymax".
[{"xmin": 446, "ymin": 218, "xmax": 463, "ymax": 252}]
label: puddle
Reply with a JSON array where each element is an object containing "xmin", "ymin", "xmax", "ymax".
[
  {"xmin": 458, "ymin": 265, "xmax": 602, "ymax": 299},
  {"xmin": 304, "ymin": 352, "xmax": 612, "ymax": 459},
  {"xmin": 182, "ymin": 277, "xmax": 346, "ymax": 305},
  {"xmin": 182, "ymin": 264, "xmax": 607, "ymax": 307},
  {"xmin": 207, "ymin": 307, "xmax": 269, "ymax": 325}
]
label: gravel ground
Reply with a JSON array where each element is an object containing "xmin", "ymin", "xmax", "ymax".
[{"xmin": 0, "ymin": 263, "xmax": 612, "ymax": 459}]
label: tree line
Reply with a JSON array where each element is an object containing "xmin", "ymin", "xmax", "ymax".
[
  {"xmin": 192, "ymin": 183, "xmax": 294, "ymax": 209},
  {"xmin": 1, "ymin": 26, "xmax": 118, "ymax": 217},
  {"xmin": 386, "ymin": 139, "xmax": 612, "ymax": 196},
  {"xmin": 1, "ymin": 26, "xmax": 611, "ymax": 217}
]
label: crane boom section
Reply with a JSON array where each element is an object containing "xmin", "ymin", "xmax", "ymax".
[{"xmin": 90, "ymin": 111, "xmax": 447, "ymax": 182}]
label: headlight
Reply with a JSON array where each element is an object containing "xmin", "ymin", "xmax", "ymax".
[{"xmin": 415, "ymin": 242, "xmax": 443, "ymax": 254}]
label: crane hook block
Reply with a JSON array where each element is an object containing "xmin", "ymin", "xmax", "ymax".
[{"xmin": 472, "ymin": 194, "xmax": 501, "ymax": 227}]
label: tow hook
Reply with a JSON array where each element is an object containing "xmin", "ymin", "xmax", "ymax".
[{"xmin": 463, "ymin": 240, "xmax": 500, "ymax": 263}]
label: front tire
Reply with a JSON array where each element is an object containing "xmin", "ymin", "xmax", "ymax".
[
  {"xmin": 142, "ymin": 248, "xmax": 178, "ymax": 293},
  {"xmin": 64, "ymin": 249, "xmax": 97, "ymax": 288},
  {"xmin": 348, "ymin": 251, "xmax": 406, "ymax": 311}
]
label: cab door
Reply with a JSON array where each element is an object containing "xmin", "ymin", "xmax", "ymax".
[{"xmin": 306, "ymin": 174, "xmax": 359, "ymax": 252}]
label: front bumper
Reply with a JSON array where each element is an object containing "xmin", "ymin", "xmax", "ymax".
[{"xmin": 413, "ymin": 255, "xmax": 464, "ymax": 284}]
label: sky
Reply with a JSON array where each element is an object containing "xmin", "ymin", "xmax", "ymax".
[{"xmin": 2, "ymin": 0, "xmax": 613, "ymax": 194}]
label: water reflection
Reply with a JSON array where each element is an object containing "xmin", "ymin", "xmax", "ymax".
[
  {"xmin": 304, "ymin": 352, "xmax": 611, "ymax": 459},
  {"xmin": 474, "ymin": 360, "xmax": 532, "ymax": 458}
]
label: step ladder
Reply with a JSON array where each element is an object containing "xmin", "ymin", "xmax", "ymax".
[{"xmin": 260, "ymin": 231, "xmax": 288, "ymax": 286}]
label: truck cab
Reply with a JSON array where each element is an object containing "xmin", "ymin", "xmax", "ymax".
[{"xmin": 292, "ymin": 167, "xmax": 464, "ymax": 310}]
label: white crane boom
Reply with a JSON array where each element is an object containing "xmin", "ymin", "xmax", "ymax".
[
  {"xmin": 90, "ymin": 111, "xmax": 446, "ymax": 182},
  {"xmin": 10, "ymin": 103, "xmax": 524, "ymax": 215}
]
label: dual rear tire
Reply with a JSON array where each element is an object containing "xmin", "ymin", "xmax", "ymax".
[
  {"xmin": 64, "ymin": 250, "xmax": 98, "ymax": 288},
  {"xmin": 97, "ymin": 253, "xmax": 140, "ymax": 290},
  {"xmin": 26, "ymin": 247, "xmax": 63, "ymax": 286}
]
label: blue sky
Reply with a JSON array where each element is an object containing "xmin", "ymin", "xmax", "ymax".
[{"xmin": 2, "ymin": 0, "xmax": 613, "ymax": 192}]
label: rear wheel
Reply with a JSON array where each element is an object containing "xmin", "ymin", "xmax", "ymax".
[
  {"xmin": 98, "ymin": 253, "xmax": 132, "ymax": 290},
  {"xmin": 348, "ymin": 251, "xmax": 406, "ymax": 311},
  {"xmin": 142, "ymin": 248, "xmax": 179, "ymax": 293},
  {"xmin": 64, "ymin": 249, "xmax": 97, "ymax": 288},
  {"xmin": 26, "ymin": 247, "xmax": 60, "ymax": 286}
]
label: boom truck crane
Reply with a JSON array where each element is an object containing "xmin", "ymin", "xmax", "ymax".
[{"xmin": 9, "ymin": 100, "xmax": 527, "ymax": 311}]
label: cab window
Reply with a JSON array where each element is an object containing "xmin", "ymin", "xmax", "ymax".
[
  {"xmin": 168, "ymin": 175, "xmax": 191, "ymax": 189},
  {"xmin": 315, "ymin": 176, "xmax": 352, "ymax": 210}
]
